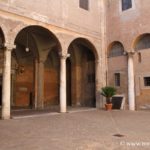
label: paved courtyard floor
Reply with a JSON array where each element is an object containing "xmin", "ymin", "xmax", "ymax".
[{"xmin": 0, "ymin": 109, "xmax": 150, "ymax": 150}]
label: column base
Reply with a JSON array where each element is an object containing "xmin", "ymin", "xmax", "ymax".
[
  {"xmin": 60, "ymin": 107, "xmax": 67, "ymax": 113},
  {"xmin": 1, "ymin": 115, "xmax": 11, "ymax": 120}
]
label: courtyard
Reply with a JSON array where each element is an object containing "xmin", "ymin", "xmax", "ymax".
[{"xmin": 0, "ymin": 109, "xmax": 150, "ymax": 150}]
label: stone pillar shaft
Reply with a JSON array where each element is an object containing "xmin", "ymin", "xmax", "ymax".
[
  {"xmin": 60, "ymin": 54, "xmax": 69, "ymax": 113},
  {"xmin": 2, "ymin": 46, "xmax": 13, "ymax": 119},
  {"xmin": 128, "ymin": 53, "xmax": 135, "ymax": 111}
]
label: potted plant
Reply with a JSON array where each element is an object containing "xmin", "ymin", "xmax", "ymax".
[{"xmin": 101, "ymin": 86, "xmax": 116, "ymax": 110}]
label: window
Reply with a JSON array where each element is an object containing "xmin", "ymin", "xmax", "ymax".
[
  {"xmin": 135, "ymin": 34, "xmax": 150, "ymax": 51},
  {"xmin": 122, "ymin": 0, "xmax": 132, "ymax": 11},
  {"xmin": 79, "ymin": 0, "xmax": 89, "ymax": 10},
  {"xmin": 109, "ymin": 42, "xmax": 124, "ymax": 57},
  {"xmin": 115, "ymin": 73, "xmax": 120, "ymax": 86},
  {"xmin": 144, "ymin": 77, "xmax": 150, "ymax": 86}
]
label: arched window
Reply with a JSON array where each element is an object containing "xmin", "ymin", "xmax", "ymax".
[
  {"xmin": 135, "ymin": 34, "xmax": 150, "ymax": 50},
  {"xmin": 109, "ymin": 42, "xmax": 124, "ymax": 57}
]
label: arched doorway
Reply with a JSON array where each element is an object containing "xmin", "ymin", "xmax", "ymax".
[
  {"xmin": 67, "ymin": 38, "xmax": 96, "ymax": 108},
  {"xmin": 13, "ymin": 25, "xmax": 61, "ymax": 110},
  {"xmin": 0, "ymin": 27, "xmax": 5, "ymax": 107},
  {"xmin": 13, "ymin": 26, "xmax": 39, "ymax": 108}
]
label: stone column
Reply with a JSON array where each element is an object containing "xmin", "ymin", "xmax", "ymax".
[
  {"xmin": 2, "ymin": 44, "xmax": 14, "ymax": 119},
  {"xmin": 127, "ymin": 52, "xmax": 135, "ymax": 111},
  {"xmin": 37, "ymin": 60, "xmax": 44, "ymax": 109},
  {"xmin": 59, "ymin": 53, "xmax": 70, "ymax": 113}
]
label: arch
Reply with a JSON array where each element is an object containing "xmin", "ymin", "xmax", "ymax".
[
  {"xmin": 14, "ymin": 25, "xmax": 62, "ymax": 61},
  {"xmin": 13, "ymin": 25, "xmax": 62, "ymax": 51},
  {"xmin": 133, "ymin": 33, "xmax": 150, "ymax": 51},
  {"xmin": 67, "ymin": 37, "xmax": 97, "ymax": 107},
  {"xmin": 107, "ymin": 41, "xmax": 124, "ymax": 57},
  {"xmin": 12, "ymin": 25, "xmax": 62, "ymax": 108},
  {"xmin": 68, "ymin": 37, "xmax": 98, "ymax": 61}
]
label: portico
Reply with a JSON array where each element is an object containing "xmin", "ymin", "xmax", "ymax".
[{"xmin": 0, "ymin": 25, "xmax": 100, "ymax": 119}]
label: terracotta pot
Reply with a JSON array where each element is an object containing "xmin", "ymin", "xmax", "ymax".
[{"xmin": 105, "ymin": 103, "xmax": 113, "ymax": 111}]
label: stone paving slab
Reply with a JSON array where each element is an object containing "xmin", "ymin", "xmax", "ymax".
[{"xmin": 0, "ymin": 110, "xmax": 150, "ymax": 150}]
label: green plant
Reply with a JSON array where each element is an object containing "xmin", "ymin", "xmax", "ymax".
[{"xmin": 101, "ymin": 86, "xmax": 116, "ymax": 104}]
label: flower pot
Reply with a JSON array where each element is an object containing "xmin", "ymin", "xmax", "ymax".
[{"xmin": 105, "ymin": 103, "xmax": 113, "ymax": 111}]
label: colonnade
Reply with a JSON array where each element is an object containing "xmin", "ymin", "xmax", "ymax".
[{"xmin": 1, "ymin": 45, "xmax": 73, "ymax": 119}]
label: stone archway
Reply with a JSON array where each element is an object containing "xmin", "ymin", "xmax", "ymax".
[
  {"xmin": 68, "ymin": 38, "xmax": 97, "ymax": 108},
  {"xmin": 13, "ymin": 26, "xmax": 39, "ymax": 108},
  {"xmin": 13, "ymin": 25, "xmax": 61, "ymax": 110}
]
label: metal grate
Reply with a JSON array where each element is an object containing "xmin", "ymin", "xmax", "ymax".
[{"xmin": 113, "ymin": 134, "xmax": 125, "ymax": 137}]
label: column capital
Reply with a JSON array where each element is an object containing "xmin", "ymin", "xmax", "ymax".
[
  {"xmin": 59, "ymin": 52, "xmax": 70, "ymax": 59},
  {"xmin": 124, "ymin": 51, "xmax": 135, "ymax": 57},
  {"xmin": 4, "ymin": 43, "xmax": 16, "ymax": 51}
]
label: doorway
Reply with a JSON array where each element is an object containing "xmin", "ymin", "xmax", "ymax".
[
  {"xmin": 67, "ymin": 38, "xmax": 96, "ymax": 107},
  {"xmin": 66, "ymin": 58, "xmax": 72, "ymax": 106}
]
